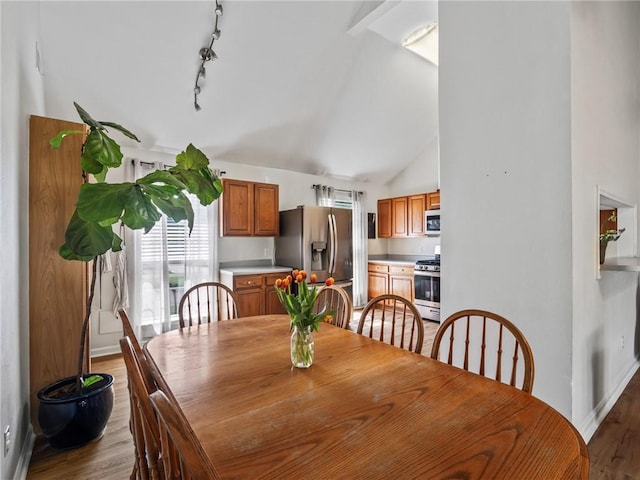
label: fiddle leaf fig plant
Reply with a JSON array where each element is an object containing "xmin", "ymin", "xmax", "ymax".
[{"xmin": 50, "ymin": 102, "xmax": 223, "ymax": 394}]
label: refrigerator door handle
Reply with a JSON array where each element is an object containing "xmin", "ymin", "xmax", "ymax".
[
  {"xmin": 327, "ymin": 214, "xmax": 334, "ymax": 275},
  {"xmin": 329, "ymin": 213, "xmax": 337, "ymax": 276}
]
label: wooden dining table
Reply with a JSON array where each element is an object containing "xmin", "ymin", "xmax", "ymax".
[{"xmin": 145, "ymin": 314, "xmax": 589, "ymax": 479}]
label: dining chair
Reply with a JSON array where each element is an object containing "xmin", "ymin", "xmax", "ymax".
[
  {"xmin": 120, "ymin": 336, "xmax": 162, "ymax": 480},
  {"xmin": 430, "ymin": 309, "xmax": 535, "ymax": 393},
  {"xmin": 314, "ymin": 284, "xmax": 353, "ymax": 329},
  {"xmin": 149, "ymin": 390, "xmax": 223, "ymax": 480},
  {"xmin": 357, "ymin": 294, "xmax": 424, "ymax": 353},
  {"xmin": 178, "ymin": 282, "xmax": 239, "ymax": 328}
]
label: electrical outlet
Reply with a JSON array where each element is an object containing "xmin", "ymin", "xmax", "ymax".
[
  {"xmin": 620, "ymin": 336, "xmax": 625, "ymax": 350},
  {"xmin": 3, "ymin": 425, "xmax": 10, "ymax": 456}
]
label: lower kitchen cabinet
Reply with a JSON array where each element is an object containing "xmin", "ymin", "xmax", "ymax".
[
  {"xmin": 368, "ymin": 263, "xmax": 389, "ymax": 301},
  {"xmin": 389, "ymin": 265, "xmax": 414, "ymax": 302},
  {"xmin": 367, "ymin": 262, "xmax": 414, "ymax": 303},
  {"xmin": 222, "ymin": 271, "xmax": 288, "ymax": 317}
]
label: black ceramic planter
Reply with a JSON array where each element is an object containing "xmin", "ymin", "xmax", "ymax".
[{"xmin": 37, "ymin": 373, "xmax": 115, "ymax": 450}]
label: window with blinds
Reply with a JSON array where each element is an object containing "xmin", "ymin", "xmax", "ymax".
[{"xmin": 139, "ymin": 197, "xmax": 213, "ymax": 321}]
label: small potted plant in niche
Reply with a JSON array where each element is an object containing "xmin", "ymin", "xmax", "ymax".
[
  {"xmin": 37, "ymin": 102, "xmax": 223, "ymax": 449},
  {"xmin": 600, "ymin": 212, "xmax": 625, "ymax": 264}
]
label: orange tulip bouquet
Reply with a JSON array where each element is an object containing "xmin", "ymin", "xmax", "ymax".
[{"xmin": 274, "ymin": 269, "xmax": 335, "ymax": 367}]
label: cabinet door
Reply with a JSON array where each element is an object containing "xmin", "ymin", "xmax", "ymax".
[
  {"xmin": 221, "ymin": 179, "xmax": 254, "ymax": 236},
  {"xmin": 408, "ymin": 194, "xmax": 426, "ymax": 236},
  {"xmin": 368, "ymin": 272, "xmax": 389, "ymax": 301},
  {"xmin": 426, "ymin": 191, "xmax": 440, "ymax": 210},
  {"xmin": 254, "ymin": 183, "xmax": 279, "ymax": 236},
  {"xmin": 377, "ymin": 199, "xmax": 392, "ymax": 238},
  {"xmin": 265, "ymin": 273, "xmax": 287, "ymax": 314},
  {"xmin": 236, "ymin": 288, "xmax": 264, "ymax": 317},
  {"xmin": 392, "ymin": 197, "xmax": 408, "ymax": 237},
  {"xmin": 389, "ymin": 266, "xmax": 414, "ymax": 302},
  {"xmin": 266, "ymin": 288, "xmax": 287, "ymax": 315}
]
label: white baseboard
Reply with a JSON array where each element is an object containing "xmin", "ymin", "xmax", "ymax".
[
  {"xmin": 90, "ymin": 345, "xmax": 121, "ymax": 358},
  {"xmin": 13, "ymin": 425, "xmax": 35, "ymax": 480},
  {"xmin": 578, "ymin": 359, "xmax": 640, "ymax": 442}
]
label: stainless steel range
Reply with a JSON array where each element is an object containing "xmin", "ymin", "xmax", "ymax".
[{"xmin": 414, "ymin": 256, "xmax": 440, "ymax": 322}]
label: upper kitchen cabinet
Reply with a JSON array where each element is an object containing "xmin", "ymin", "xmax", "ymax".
[
  {"xmin": 392, "ymin": 197, "xmax": 408, "ymax": 237},
  {"xmin": 426, "ymin": 190, "xmax": 440, "ymax": 210},
  {"xmin": 408, "ymin": 194, "xmax": 426, "ymax": 237},
  {"xmin": 377, "ymin": 191, "xmax": 436, "ymax": 238},
  {"xmin": 219, "ymin": 178, "xmax": 279, "ymax": 237},
  {"xmin": 377, "ymin": 199, "xmax": 392, "ymax": 238}
]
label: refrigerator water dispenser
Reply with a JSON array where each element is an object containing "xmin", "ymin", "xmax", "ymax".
[{"xmin": 311, "ymin": 241, "xmax": 326, "ymax": 271}]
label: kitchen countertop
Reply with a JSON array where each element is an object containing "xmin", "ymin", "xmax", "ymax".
[
  {"xmin": 368, "ymin": 259, "xmax": 416, "ymax": 266},
  {"xmin": 368, "ymin": 255, "xmax": 433, "ymax": 266},
  {"xmin": 219, "ymin": 265, "xmax": 292, "ymax": 276}
]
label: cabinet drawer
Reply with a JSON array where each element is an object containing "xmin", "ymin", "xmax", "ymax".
[
  {"xmin": 389, "ymin": 265, "xmax": 413, "ymax": 275},
  {"xmin": 233, "ymin": 274, "xmax": 264, "ymax": 290},
  {"xmin": 265, "ymin": 272, "xmax": 288, "ymax": 288},
  {"xmin": 368, "ymin": 263, "xmax": 389, "ymax": 273}
]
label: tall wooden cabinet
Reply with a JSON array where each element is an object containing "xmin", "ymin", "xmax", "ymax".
[
  {"xmin": 219, "ymin": 178, "xmax": 279, "ymax": 236},
  {"xmin": 29, "ymin": 116, "xmax": 89, "ymax": 430}
]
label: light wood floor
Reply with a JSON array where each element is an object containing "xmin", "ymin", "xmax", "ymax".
[
  {"xmin": 26, "ymin": 354, "xmax": 135, "ymax": 480},
  {"xmin": 27, "ymin": 321, "xmax": 639, "ymax": 479}
]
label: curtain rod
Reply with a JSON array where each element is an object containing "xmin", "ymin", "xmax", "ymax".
[{"xmin": 312, "ymin": 184, "xmax": 364, "ymax": 195}]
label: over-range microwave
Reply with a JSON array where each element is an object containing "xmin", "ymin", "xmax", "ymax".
[{"xmin": 425, "ymin": 209, "xmax": 440, "ymax": 235}]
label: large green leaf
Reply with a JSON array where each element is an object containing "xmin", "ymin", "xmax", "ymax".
[
  {"xmin": 120, "ymin": 186, "xmax": 162, "ymax": 232},
  {"xmin": 59, "ymin": 243, "xmax": 96, "ymax": 262},
  {"xmin": 80, "ymin": 150, "xmax": 105, "ymax": 175},
  {"xmin": 137, "ymin": 169, "xmax": 187, "ymax": 190},
  {"xmin": 49, "ymin": 130, "xmax": 84, "ymax": 149},
  {"xmin": 84, "ymin": 129, "xmax": 123, "ymax": 168},
  {"xmin": 175, "ymin": 143, "xmax": 209, "ymax": 170},
  {"xmin": 98, "ymin": 121, "xmax": 140, "ymax": 142},
  {"xmin": 74, "ymin": 102, "xmax": 103, "ymax": 131},
  {"xmin": 76, "ymin": 183, "xmax": 131, "ymax": 223},
  {"xmin": 63, "ymin": 209, "xmax": 114, "ymax": 258},
  {"xmin": 171, "ymin": 169, "xmax": 220, "ymax": 206},
  {"xmin": 149, "ymin": 190, "xmax": 194, "ymax": 231}
]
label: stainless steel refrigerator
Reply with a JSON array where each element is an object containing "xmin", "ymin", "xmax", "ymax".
[{"xmin": 275, "ymin": 206, "xmax": 353, "ymax": 294}]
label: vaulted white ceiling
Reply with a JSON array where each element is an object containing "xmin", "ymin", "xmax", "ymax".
[{"xmin": 39, "ymin": 0, "xmax": 438, "ymax": 184}]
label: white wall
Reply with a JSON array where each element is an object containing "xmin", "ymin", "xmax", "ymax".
[
  {"xmin": 440, "ymin": 1, "xmax": 574, "ymax": 417},
  {"xmin": 382, "ymin": 135, "xmax": 441, "ymax": 256},
  {"xmin": 570, "ymin": 2, "xmax": 640, "ymax": 439},
  {"xmin": 1, "ymin": 2, "xmax": 46, "ymax": 478}
]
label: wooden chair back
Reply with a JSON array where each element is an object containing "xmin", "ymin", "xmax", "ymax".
[
  {"xmin": 149, "ymin": 390, "xmax": 222, "ymax": 480},
  {"xmin": 119, "ymin": 309, "xmax": 155, "ymax": 392},
  {"xmin": 178, "ymin": 282, "xmax": 239, "ymax": 328},
  {"xmin": 357, "ymin": 294, "xmax": 424, "ymax": 353},
  {"xmin": 430, "ymin": 309, "xmax": 535, "ymax": 393},
  {"xmin": 120, "ymin": 336, "xmax": 162, "ymax": 480},
  {"xmin": 314, "ymin": 284, "xmax": 353, "ymax": 329}
]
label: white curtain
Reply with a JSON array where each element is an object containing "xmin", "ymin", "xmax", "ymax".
[
  {"xmin": 351, "ymin": 190, "xmax": 368, "ymax": 307},
  {"xmin": 127, "ymin": 159, "xmax": 217, "ymax": 339},
  {"xmin": 315, "ymin": 184, "xmax": 335, "ymax": 207}
]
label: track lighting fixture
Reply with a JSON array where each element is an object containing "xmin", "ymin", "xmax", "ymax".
[{"xmin": 194, "ymin": 0, "xmax": 223, "ymax": 111}]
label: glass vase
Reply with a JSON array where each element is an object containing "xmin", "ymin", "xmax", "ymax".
[{"xmin": 290, "ymin": 325, "xmax": 314, "ymax": 368}]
